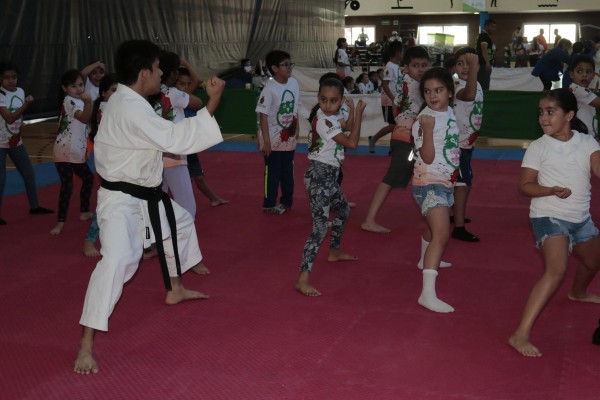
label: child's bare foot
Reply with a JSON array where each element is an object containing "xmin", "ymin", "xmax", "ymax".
[
  {"xmin": 361, "ymin": 221, "xmax": 391, "ymax": 233},
  {"xmin": 165, "ymin": 286, "xmax": 209, "ymax": 305},
  {"xmin": 143, "ymin": 247, "xmax": 158, "ymax": 260},
  {"xmin": 73, "ymin": 345, "xmax": 99, "ymax": 374},
  {"xmin": 80, "ymin": 212, "xmax": 93, "ymax": 221},
  {"xmin": 211, "ymin": 198, "xmax": 229, "ymax": 207},
  {"xmin": 509, "ymin": 334, "xmax": 542, "ymax": 357},
  {"xmin": 83, "ymin": 240, "xmax": 101, "ymax": 257},
  {"xmin": 50, "ymin": 222, "xmax": 65, "ymax": 235},
  {"xmin": 568, "ymin": 292, "xmax": 600, "ymax": 303},
  {"xmin": 295, "ymin": 281, "xmax": 322, "ymax": 296},
  {"xmin": 327, "ymin": 249, "xmax": 358, "ymax": 262},
  {"xmin": 192, "ymin": 262, "xmax": 210, "ymax": 275}
]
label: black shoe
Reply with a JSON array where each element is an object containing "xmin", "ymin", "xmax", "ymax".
[
  {"xmin": 29, "ymin": 206, "xmax": 54, "ymax": 215},
  {"xmin": 452, "ymin": 227, "xmax": 480, "ymax": 242},
  {"xmin": 0, "ymin": 218, "xmax": 6, "ymax": 225},
  {"xmin": 450, "ymin": 216, "xmax": 471, "ymax": 224},
  {"xmin": 368, "ymin": 136, "xmax": 375, "ymax": 153}
]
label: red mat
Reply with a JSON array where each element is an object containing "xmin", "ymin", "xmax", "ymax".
[{"xmin": 1, "ymin": 151, "xmax": 599, "ymax": 400}]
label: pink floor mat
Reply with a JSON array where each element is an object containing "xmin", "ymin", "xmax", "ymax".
[{"xmin": 1, "ymin": 151, "xmax": 599, "ymax": 399}]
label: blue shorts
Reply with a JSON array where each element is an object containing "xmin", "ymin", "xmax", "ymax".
[
  {"xmin": 531, "ymin": 216, "xmax": 599, "ymax": 253},
  {"xmin": 412, "ymin": 184, "xmax": 454, "ymax": 216},
  {"xmin": 455, "ymin": 148, "xmax": 473, "ymax": 187}
]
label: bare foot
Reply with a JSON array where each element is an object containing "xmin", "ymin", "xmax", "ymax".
[
  {"xmin": 361, "ymin": 221, "xmax": 391, "ymax": 233},
  {"xmin": 83, "ymin": 240, "xmax": 101, "ymax": 257},
  {"xmin": 568, "ymin": 292, "xmax": 600, "ymax": 303},
  {"xmin": 192, "ymin": 262, "xmax": 211, "ymax": 275},
  {"xmin": 80, "ymin": 212, "xmax": 93, "ymax": 221},
  {"xmin": 165, "ymin": 286, "xmax": 209, "ymax": 305},
  {"xmin": 143, "ymin": 247, "xmax": 158, "ymax": 260},
  {"xmin": 348, "ymin": 202, "xmax": 357, "ymax": 208},
  {"xmin": 295, "ymin": 281, "xmax": 322, "ymax": 297},
  {"xmin": 50, "ymin": 222, "xmax": 65, "ymax": 235},
  {"xmin": 508, "ymin": 334, "xmax": 542, "ymax": 357},
  {"xmin": 73, "ymin": 347, "xmax": 99, "ymax": 374},
  {"xmin": 211, "ymin": 198, "xmax": 230, "ymax": 207},
  {"xmin": 328, "ymin": 249, "xmax": 358, "ymax": 262}
]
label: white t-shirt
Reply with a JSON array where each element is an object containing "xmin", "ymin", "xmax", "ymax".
[
  {"xmin": 85, "ymin": 79, "xmax": 100, "ymax": 103},
  {"xmin": 0, "ymin": 86, "xmax": 25, "ymax": 148},
  {"xmin": 307, "ymin": 109, "xmax": 345, "ymax": 167},
  {"xmin": 154, "ymin": 85, "xmax": 190, "ymax": 167},
  {"xmin": 156, "ymin": 85, "xmax": 190, "ymax": 124},
  {"xmin": 255, "ymin": 77, "xmax": 300, "ymax": 152},
  {"xmin": 522, "ymin": 131, "xmax": 600, "ymax": 223},
  {"xmin": 53, "ymin": 95, "xmax": 88, "ymax": 163},
  {"xmin": 337, "ymin": 48, "xmax": 352, "ymax": 75},
  {"xmin": 391, "ymin": 72, "xmax": 423, "ymax": 143},
  {"xmin": 569, "ymin": 83, "xmax": 598, "ymax": 138},
  {"xmin": 453, "ymin": 79, "xmax": 484, "ymax": 149},
  {"xmin": 412, "ymin": 106, "xmax": 460, "ymax": 187},
  {"xmin": 381, "ymin": 61, "xmax": 401, "ymax": 107},
  {"xmin": 357, "ymin": 81, "xmax": 374, "ymax": 94}
]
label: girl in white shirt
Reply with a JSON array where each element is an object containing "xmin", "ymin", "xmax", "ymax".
[
  {"xmin": 296, "ymin": 78, "xmax": 366, "ymax": 297},
  {"xmin": 50, "ymin": 69, "xmax": 94, "ymax": 235},
  {"xmin": 509, "ymin": 89, "xmax": 600, "ymax": 358},
  {"xmin": 411, "ymin": 67, "xmax": 460, "ymax": 314}
]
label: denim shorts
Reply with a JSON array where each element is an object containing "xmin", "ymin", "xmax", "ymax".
[
  {"xmin": 412, "ymin": 184, "xmax": 454, "ymax": 216},
  {"xmin": 531, "ymin": 216, "xmax": 599, "ymax": 253}
]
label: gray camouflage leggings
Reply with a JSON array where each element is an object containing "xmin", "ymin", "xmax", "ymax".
[{"xmin": 300, "ymin": 160, "xmax": 350, "ymax": 272}]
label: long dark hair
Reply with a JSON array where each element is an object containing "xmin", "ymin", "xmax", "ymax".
[
  {"xmin": 90, "ymin": 73, "xmax": 118, "ymax": 142},
  {"xmin": 541, "ymin": 88, "xmax": 588, "ymax": 134},
  {"xmin": 309, "ymin": 75, "xmax": 344, "ymax": 123},
  {"xmin": 58, "ymin": 69, "xmax": 84, "ymax": 110},
  {"xmin": 418, "ymin": 67, "xmax": 455, "ymax": 112}
]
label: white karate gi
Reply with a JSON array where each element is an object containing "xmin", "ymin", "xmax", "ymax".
[{"xmin": 80, "ymin": 84, "xmax": 222, "ymax": 331}]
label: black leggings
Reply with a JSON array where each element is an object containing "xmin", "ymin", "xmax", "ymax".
[{"xmin": 55, "ymin": 162, "xmax": 94, "ymax": 222}]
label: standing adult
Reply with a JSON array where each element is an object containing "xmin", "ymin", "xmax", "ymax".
[
  {"xmin": 476, "ymin": 19, "xmax": 496, "ymax": 90},
  {"xmin": 389, "ymin": 31, "xmax": 402, "ymax": 43},
  {"xmin": 511, "ymin": 26, "xmax": 523, "ymax": 51},
  {"xmin": 73, "ymin": 39, "xmax": 225, "ymax": 374},
  {"xmin": 536, "ymin": 29, "xmax": 548, "ymax": 53},
  {"xmin": 553, "ymin": 29, "xmax": 562, "ymax": 47}
]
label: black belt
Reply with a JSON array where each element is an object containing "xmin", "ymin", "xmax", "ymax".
[{"xmin": 100, "ymin": 178, "xmax": 181, "ymax": 290}]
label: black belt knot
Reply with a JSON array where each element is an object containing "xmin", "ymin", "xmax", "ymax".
[{"xmin": 100, "ymin": 178, "xmax": 181, "ymax": 290}]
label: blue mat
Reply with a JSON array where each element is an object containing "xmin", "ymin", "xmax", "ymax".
[{"xmin": 4, "ymin": 143, "xmax": 524, "ymax": 196}]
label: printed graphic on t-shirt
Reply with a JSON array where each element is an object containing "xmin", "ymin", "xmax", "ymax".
[
  {"xmin": 4, "ymin": 95, "xmax": 23, "ymax": 136},
  {"xmin": 276, "ymin": 89, "xmax": 297, "ymax": 142},
  {"xmin": 443, "ymin": 118, "xmax": 460, "ymax": 172},
  {"xmin": 396, "ymin": 77, "xmax": 412, "ymax": 114},
  {"xmin": 466, "ymin": 100, "xmax": 484, "ymax": 146}
]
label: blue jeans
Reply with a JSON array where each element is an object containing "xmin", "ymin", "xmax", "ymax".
[
  {"xmin": 0, "ymin": 145, "xmax": 39, "ymax": 208},
  {"xmin": 263, "ymin": 150, "xmax": 295, "ymax": 208}
]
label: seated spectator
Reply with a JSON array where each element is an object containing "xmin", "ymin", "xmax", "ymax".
[{"xmin": 356, "ymin": 73, "xmax": 374, "ymax": 94}]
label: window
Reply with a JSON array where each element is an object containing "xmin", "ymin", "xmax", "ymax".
[
  {"xmin": 344, "ymin": 26, "xmax": 375, "ymax": 46},
  {"xmin": 417, "ymin": 25, "xmax": 468, "ymax": 46},
  {"xmin": 523, "ymin": 23, "xmax": 578, "ymax": 47}
]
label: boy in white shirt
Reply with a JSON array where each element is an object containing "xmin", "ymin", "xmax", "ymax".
[
  {"xmin": 568, "ymin": 55, "xmax": 600, "ymax": 139},
  {"xmin": 255, "ymin": 50, "xmax": 301, "ymax": 214},
  {"xmin": 451, "ymin": 47, "xmax": 484, "ymax": 243}
]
